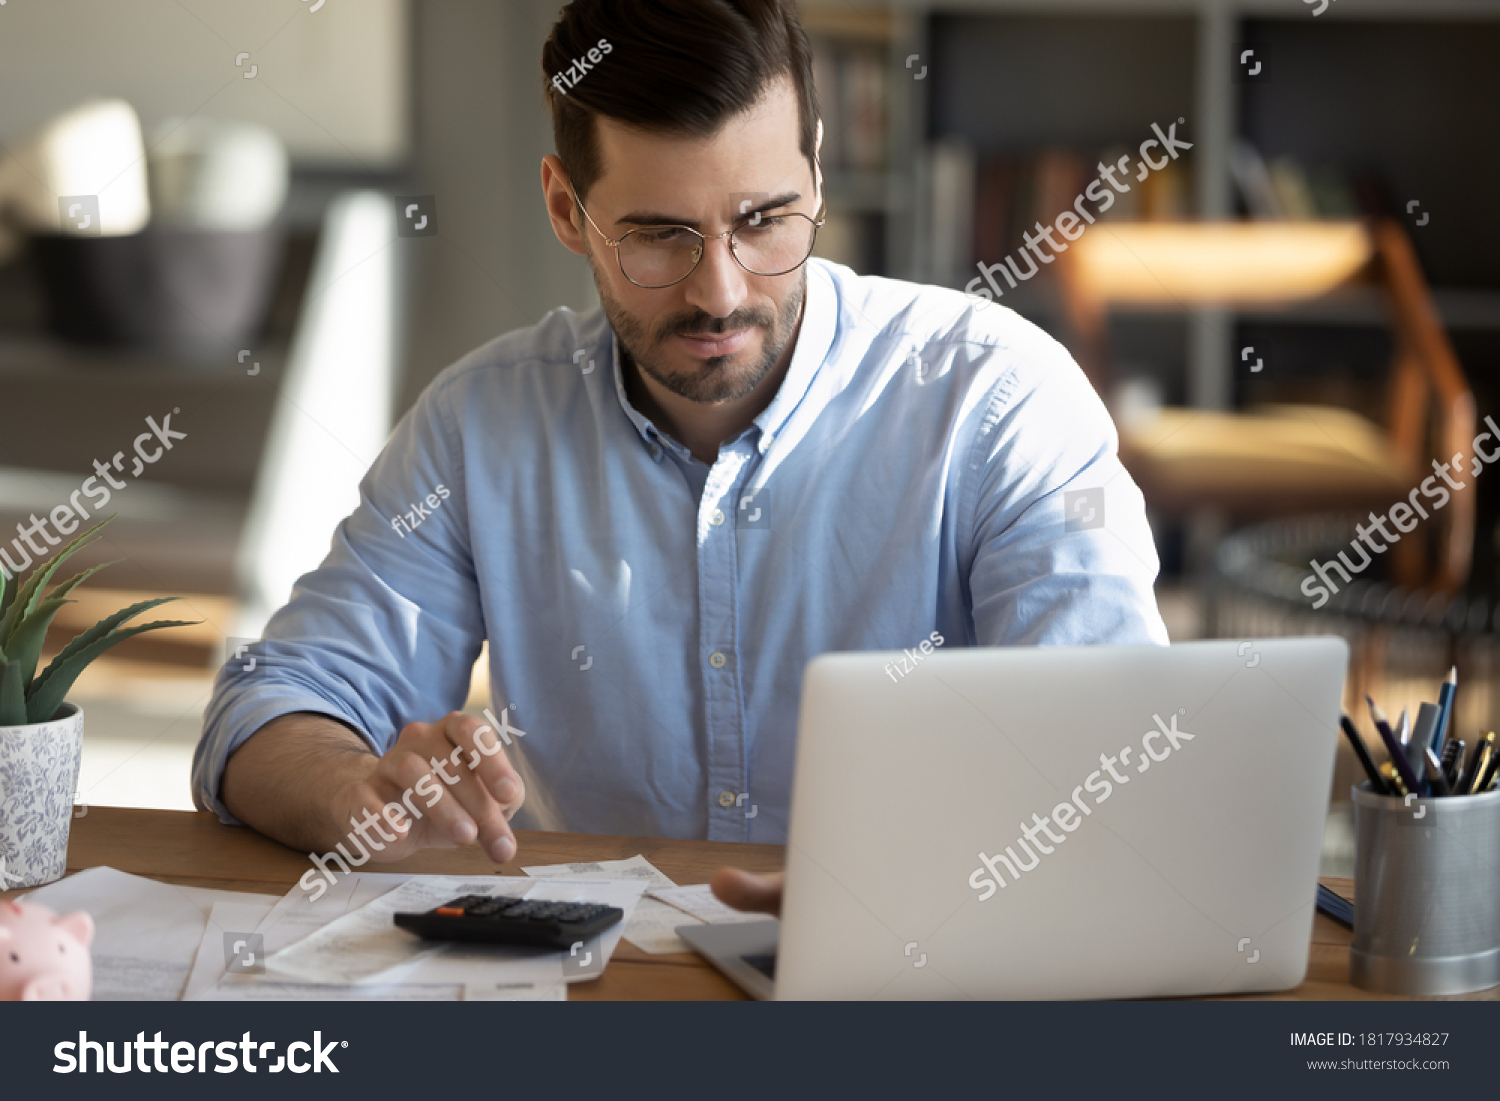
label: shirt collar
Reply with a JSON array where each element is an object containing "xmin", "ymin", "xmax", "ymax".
[
  {"xmin": 610, "ymin": 330, "xmax": 669, "ymax": 455},
  {"xmin": 609, "ymin": 257, "xmax": 837, "ymax": 459},
  {"xmin": 751, "ymin": 258, "xmax": 835, "ymax": 451}
]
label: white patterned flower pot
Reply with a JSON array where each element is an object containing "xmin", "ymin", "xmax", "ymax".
[{"xmin": 0, "ymin": 703, "xmax": 84, "ymax": 890}]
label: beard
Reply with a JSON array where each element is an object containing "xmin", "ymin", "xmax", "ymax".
[{"xmin": 588, "ymin": 243, "xmax": 807, "ymax": 405}]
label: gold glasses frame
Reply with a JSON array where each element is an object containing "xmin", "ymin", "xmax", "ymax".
[{"xmin": 570, "ymin": 186, "xmax": 827, "ymax": 289}]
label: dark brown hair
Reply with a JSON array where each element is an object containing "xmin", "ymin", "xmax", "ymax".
[{"xmin": 541, "ymin": 0, "xmax": 821, "ymax": 206}]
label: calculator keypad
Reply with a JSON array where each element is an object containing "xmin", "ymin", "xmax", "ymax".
[{"xmin": 394, "ymin": 894, "xmax": 626, "ymax": 951}]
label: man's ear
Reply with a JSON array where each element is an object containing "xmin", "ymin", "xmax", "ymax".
[
  {"xmin": 813, "ymin": 119, "xmax": 825, "ymax": 203},
  {"xmin": 540, "ymin": 154, "xmax": 588, "ymax": 257}
]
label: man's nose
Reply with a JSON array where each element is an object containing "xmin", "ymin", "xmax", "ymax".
[{"xmin": 683, "ymin": 233, "xmax": 750, "ymax": 320}]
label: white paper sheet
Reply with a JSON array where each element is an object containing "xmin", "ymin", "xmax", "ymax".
[
  {"xmin": 195, "ymin": 873, "xmax": 570, "ymax": 1001},
  {"xmin": 182, "ymin": 895, "xmax": 278, "ymax": 1001},
  {"xmin": 263, "ymin": 875, "xmax": 644, "ymax": 987},
  {"xmin": 523, "ymin": 855, "xmax": 703, "ymax": 954},
  {"xmin": 22, "ymin": 866, "xmax": 278, "ymax": 1001},
  {"xmin": 612, "ymin": 898, "xmax": 702, "ymax": 954},
  {"xmin": 196, "ymin": 979, "xmax": 463, "ymax": 1000},
  {"xmin": 649, "ymin": 883, "xmax": 776, "ymax": 925},
  {"xmin": 465, "ymin": 980, "xmax": 568, "ymax": 1001},
  {"xmin": 522, "ymin": 855, "xmax": 677, "ymax": 891}
]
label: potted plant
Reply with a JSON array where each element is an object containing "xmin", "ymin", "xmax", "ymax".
[{"xmin": 0, "ymin": 518, "xmax": 195, "ymax": 890}]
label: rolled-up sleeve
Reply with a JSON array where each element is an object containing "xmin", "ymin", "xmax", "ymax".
[
  {"xmin": 963, "ymin": 329, "xmax": 1169, "ymax": 648},
  {"xmin": 192, "ymin": 373, "xmax": 485, "ymax": 823}
]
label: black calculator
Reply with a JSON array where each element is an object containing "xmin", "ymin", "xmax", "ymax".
[{"xmin": 393, "ymin": 894, "xmax": 624, "ymax": 949}]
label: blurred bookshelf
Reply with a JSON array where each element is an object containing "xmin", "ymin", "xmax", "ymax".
[
  {"xmin": 802, "ymin": 0, "xmax": 1500, "ymax": 314},
  {"xmin": 802, "ymin": 0, "xmax": 1500, "ymax": 586},
  {"xmin": 802, "ymin": 4, "xmax": 899, "ymax": 276}
]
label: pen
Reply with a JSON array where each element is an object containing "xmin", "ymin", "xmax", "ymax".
[
  {"xmin": 1340, "ymin": 712, "xmax": 1388, "ymax": 795},
  {"xmin": 1397, "ymin": 708, "xmax": 1411, "ymax": 746},
  {"xmin": 1370, "ymin": 699, "xmax": 1423, "ymax": 796},
  {"xmin": 1476, "ymin": 732, "xmax": 1499, "ymax": 794},
  {"xmin": 1443, "ymin": 738, "xmax": 1466, "ymax": 791},
  {"xmin": 1432, "ymin": 666, "xmax": 1457, "ymax": 754},
  {"xmin": 1379, "ymin": 760, "xmax": 1409, "ymax": 798},
  {"xmin": 1423, "ymin": 746, "xmax": 1452, "ymax": 796},
  {"xmin": 1466, "ymin": 732, "xmax": 1495, "ymax": 796}
]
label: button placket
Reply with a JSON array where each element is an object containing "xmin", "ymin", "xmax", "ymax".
[{"xmin": 698, "ymin": 446, "xmax": 753, "ymax": 839}]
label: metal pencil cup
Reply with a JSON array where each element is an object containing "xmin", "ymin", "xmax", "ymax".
[{"xmin": 1351, "ymin": 783, "xmax": 1500, "ymax": 995}]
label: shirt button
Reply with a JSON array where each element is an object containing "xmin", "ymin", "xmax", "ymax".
[
  {"xmin": 709, "ymin": 651, "xmax": 727, "ymax": 669},
  {"xmin": 709, "ymin": 508, "xmax": 725, "ymax": 526},
  {"xmin": 717, "ymin": 790, "xmax": 736, "ymax": 808}
]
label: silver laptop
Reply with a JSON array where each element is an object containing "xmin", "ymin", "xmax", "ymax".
[{"xmin": 681, "ymin": 637, "xmax": 1346, "ymax": 1000}]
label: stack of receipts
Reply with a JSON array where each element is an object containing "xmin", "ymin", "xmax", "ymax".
[
  {"xmin": 22, "ymin": 857, "xmax": 769, "ymax": 1000},
  {"xmin": 25, "ymin": 865, "xmax": 642, "ymax": 1001},
  {"xmin": 522, "ymin": 856, "xmax": 773, "ymax": 955}
]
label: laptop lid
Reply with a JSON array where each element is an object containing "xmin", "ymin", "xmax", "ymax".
[{"xmin": 775, "ymin": 638, "xmax": 1347, "ymax": 1000}]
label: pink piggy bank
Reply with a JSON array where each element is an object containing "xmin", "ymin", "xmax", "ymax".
[{"xmin": 0, "ymin": 900, "xmax": 94, "ymax": 1000}]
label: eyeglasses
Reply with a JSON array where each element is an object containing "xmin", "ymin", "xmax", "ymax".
[{"xmin": 571, "ymin": 187, "xmax": 826, "ymax": 289}]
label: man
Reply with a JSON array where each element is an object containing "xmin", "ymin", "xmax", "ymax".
[{"xmin": 193, "ymin": 0, "xmax": 1167, "ymax": 890}]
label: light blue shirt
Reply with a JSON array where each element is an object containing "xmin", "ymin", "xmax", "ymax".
[{"xmin": 193, "ymin": 258, "xmax": 1167, "ymax": 843}]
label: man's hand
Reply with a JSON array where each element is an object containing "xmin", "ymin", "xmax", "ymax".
[
  {"xmin": 709, "ymin": 868, "xmax": 784, "ymax": 916},
  {"xmin": 221, "ymin": 710, "xmax": 526, "ymax": 864},
  {"xmin": 338, "ymin": 711, "xmax": 527, "ymax": 864}
]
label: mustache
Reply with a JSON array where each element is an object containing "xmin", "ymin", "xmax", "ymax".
[{"xmin": 658, "ymin": 309, "xmax": 774, "ymax": 341}]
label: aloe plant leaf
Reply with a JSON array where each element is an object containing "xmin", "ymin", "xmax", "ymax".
[
  {"xmin": 46, "ymin": 559, "xmax": 123, "ymax": 604},
  {"xmin": 26, "ymin": 596, "xmax": 181, "ymax": 703},
  {"xmin": 0, "ymin": 553, "xmax": 115, "ymax": 654},
  {"xmin": 0, "ymin": 559, "xmax": 12, "ymax": 622},
  {"xmin": 5, "ymin": 594, "xmax": 73, "ymax": 690},
  {"xmin": 0, "ymin": 655, "xmax": 26, "ymax": 727},
  {"xmin": 0, "ymin": 517, "xmax": 111, "ymax": 647},
  {"xmin": 26, "ymin": 618, "xmax": 200, "ymax": 724}
]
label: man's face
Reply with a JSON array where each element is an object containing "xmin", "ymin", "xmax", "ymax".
[{"xmin": 575, "ymin": 77, "xmax": 817, "ymax": 405}]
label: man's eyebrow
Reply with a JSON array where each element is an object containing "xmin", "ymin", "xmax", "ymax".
[{"xmin": 615, "ymin": 192, "xmax": 802, "ymax": 228}]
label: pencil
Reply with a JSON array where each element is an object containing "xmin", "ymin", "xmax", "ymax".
[
  {"xmin": 1340, "ymin": 712, "xmax": 1388, "ymax": 794},
  {"xmin": 1432, "ymin": 666, "xmax": 1458, "ymax": 754},
  {"xmin": 1367, "ymin": 695, "xmax": 1394, "ymax": 744}
]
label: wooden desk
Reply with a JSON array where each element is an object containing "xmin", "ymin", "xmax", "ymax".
[{"xmin": 5, "ymin": 806, "xmax": 1491, "ymax": 1001}]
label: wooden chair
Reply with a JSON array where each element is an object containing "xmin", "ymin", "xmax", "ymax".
[{"xmin": 1056, "ymin": 219, "xmax": 1476, "ymax": 591}]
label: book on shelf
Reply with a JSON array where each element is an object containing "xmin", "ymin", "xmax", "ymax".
[
  {"xmin": 1229, "ymin": 140, "xmax": 1374, "ymax": 220},
  {"xmin": 927, "ymin": 141, "xmax": 1194, "ymax": 293},
  {"xmin": 810, "ymin": 37, "xmax": 888, "ymax": 174},
  {"xmin": 928, "ymin": 139, "xmax": 976, "ymax": 288}
]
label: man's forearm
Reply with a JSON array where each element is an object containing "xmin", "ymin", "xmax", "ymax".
[{"xmin": 220, "ymin": 712, "xmax": 378, "ymax": 854}]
